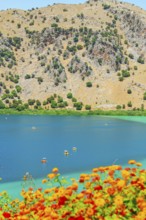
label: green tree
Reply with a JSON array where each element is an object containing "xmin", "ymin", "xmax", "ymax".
[
  {"xmin": 122, "ymin": 70, "xmax": 130, "ymax": 78},
  {"xmin": 127, "ymin": 89, "xmax": 132, "ymax": 94},
  {"xmin": 137, "ymin": 56, "xmax": 144, "ymax": 64},
  {"xmin": 74, "ymin": 102, "xmax": 83, "ymax": 110},
  {"xmin": 86, "ymin": 82, "xmax": 92, "ymax": 87},
  {"xmin": 127, "ymin": 101, "xmax": 132, "ymax": 107},
  {"xmin": 28, "ymin": 99, "xmax": 35, "ymax": 105},
  {"xmin": 72, "ymin": 97, "xmax": 77, "ymax": 102},
  {"xmin": 15, "ymin": 85, "xmax": 22, "ymax": 93},
  {"xmin": 0, "ymin": 100, "xmax": 5, "ymax": 109},
  {"xmin": 51, "ymin": 100, "xmax": 57, "ymax": 108},
  {"xmin": 67, "ymin": 93, "xmax": 73, "ymax": 99},
  {"xmin": 85, "ymin": 105, "xmax": 91, "ymax": 110},
  {"xmin": 143, "ymin": 92, "xmax": 146, "ymax": 100}
]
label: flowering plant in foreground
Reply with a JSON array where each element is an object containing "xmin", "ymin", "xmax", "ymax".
[{"xmin": 0, "ymin": 160, "xmax": 146, "ymax": 219}]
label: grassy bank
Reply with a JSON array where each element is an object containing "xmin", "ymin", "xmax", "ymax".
[{"xmin": 0, "ymin": 108, "xmax": 146, "ymax": 116}]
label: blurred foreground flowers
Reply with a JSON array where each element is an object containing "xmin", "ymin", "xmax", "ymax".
[{"xmin": 0, "ymin": 160, "xmax": 146, "ymax": 219}]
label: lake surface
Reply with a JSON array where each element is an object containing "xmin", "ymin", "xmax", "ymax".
[{"xmin": 0, "ymin": 115, "xmax": 146, "ymax": 186}]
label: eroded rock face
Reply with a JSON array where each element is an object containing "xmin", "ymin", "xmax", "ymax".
[
  {"xmin": 68, "ymin": 55, "xmax": 93, "ymax": 79},
  {"xmin": 109, "ymin": 6, "xmax": 146, "ymax": 60},
  {"xmin": 48, "ymin": 57, "xmax": 67, "ymax": 86}
]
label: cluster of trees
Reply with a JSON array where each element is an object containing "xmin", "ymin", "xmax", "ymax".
[{"xmin": 0, "ymin": 49, "xmax": 16, "ymax": 68}]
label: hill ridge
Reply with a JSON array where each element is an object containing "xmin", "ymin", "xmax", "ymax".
[{"xmin": 0, "ymin": 0, "xmax": 146, "ymax": 111}]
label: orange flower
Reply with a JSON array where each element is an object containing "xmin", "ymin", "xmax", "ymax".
[
  {"xmin": 86, "ymin": 208, "xmax": 94, "ymax": 216},
  {"xmin": 85, "ymin": 182, "xmax": 91, "ymax": 189},
  {"xmin": 95, "ymin": 198, "xmax": 105, "ymax": 207},
  {"xmin": 85, "ymin": 189, "xmax": 92, "ymax": 195},
  {"xmin": 107, "ymin": 187, "xmax": 116, "ymax": 196},
  {"xmin": 92, "ymin": 168, "xmax": 98, "ymax": 173},
  {"xmin": 52, "ymin": 167, "xmax": 59, "ymax": 173},
  {"xmin": 47, "ymin": 173, "xmax": 56, "ymax": 179},
  {"xmin": 121, "ymin": 170, "xmax": 130, "ymax": 179},
  {"xmin": 80, "ymin": 173, "xmax": 89, "ymax": 178},
  {"xmin": 71, "ymin": 183, "xmax": 78, "ymax": 191},
  {"xmin": 128, "ymin": 160, "xmax": 136, "ymax": 165},
  {"xmin": 77, "ymin": 193, "xmax": 84, "ymax": 199},
  {"xmin": 114, "ymin": 195, "xmax": 123, "ymax": 206},
  {"xmin": 108, "ymin": 170, "xmax": 115, "ymax": 177},
  {"xmin": 65, "ymin": 189, "xmax": 72, "ymax": 196},
  {"xmin": 42, "ymin": 179, "xmax": 47, "ymax": 184},
  {"xmin": 136, "ymin": 162, "xmax": 142, "ymax": 167},
  {"xmin": 44, "ymin": 189, "xmax": 51, "ymax": 194},
  {"xmin": 117, "ymin": 179, "xmax": 126, "ymax": 189}
]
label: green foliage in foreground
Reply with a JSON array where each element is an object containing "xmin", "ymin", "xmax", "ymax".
[{"xmin": 1, "ymin": 108, "xmax": 146, "ymax": 116}]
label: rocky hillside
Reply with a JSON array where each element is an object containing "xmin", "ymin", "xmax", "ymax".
[{"xmin": 0, "ymin": 0, "xmax": 146, "ymax": 111}]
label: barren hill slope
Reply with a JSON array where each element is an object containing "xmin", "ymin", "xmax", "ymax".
[{"xmin": 0, "ymin": 0, "xmax": 146, "ymax": 111}]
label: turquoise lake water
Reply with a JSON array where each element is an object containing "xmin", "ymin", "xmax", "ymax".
[{"xmin": 0, "ymin": 115, "xmax": 146, "ymax": 199}]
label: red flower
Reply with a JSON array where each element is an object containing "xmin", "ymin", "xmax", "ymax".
[
  {"xmin": 120, "ymin": 210, "xmax": 126, "ymax": 216},
  {"xmin": 131, "ymin": 180, "xmax": 137, "ymax": 185},
  {"xmin": 125, "ymin": 167, "xmax": 131, "ymax": 171},
  {"xmin": 76, "ymin": 217, "xmax": 85, "ymax": 220},
  {"xmin": 94, "ymin": 185, "xmax": 103, "ymax": 191},
  {"xmin": 38, "ymin": 188, "xmax": 42, "ymax": 191},
  {"xmin": 58, "ymin": 196, "xmax": 67, "ymax": 206},
  {"xmin": 107, "ymin": 187, "xmax": 116, "ymax": 196},
  {"xmin": 51, "ymin": 204, "xmax": 58, "ymax": 209},
  {"xmin": 139, "ymin": 183, "xmax": 145, "ymax": 190},
  {"xmin": 79, "ymin": 178, "xmax": 85, "ymax": 183},
  {"xmin": 3, "ymin": 212, "xmax": 11, "ymax": 218},
  {"xmin": 92, "ymin": 176, "xmax": 100, "ymax": 181},
  {"xmin": 68, "ymin": 216, "xmax": 85, "ymax": 220},
  {"xmin": 62, "ymin": 211, "xmax": 71, "ymax": 218},
  {"xmin": 28, "ymin": 187, "xmax": 33, "ymax": 191},
  {"xmin": 130, "ymin": 173, "xmax": 136, "ymax": 177}
]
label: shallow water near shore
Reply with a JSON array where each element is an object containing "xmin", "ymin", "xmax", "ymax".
[
  {"xmin": 0, "ymin": 115, "xmax": 146, "ymax": 199},
  {"xmin": 2, "ymin": 158, "xmax": 146, "ymax": 200},
  {"xmin": 107, "ymin": 115, "xmax": 146, "ymax": 124}
]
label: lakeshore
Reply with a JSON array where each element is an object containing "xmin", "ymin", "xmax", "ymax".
[{"xmin": 1, "ymin": 108, "xmax": 146, "ymax": 116}]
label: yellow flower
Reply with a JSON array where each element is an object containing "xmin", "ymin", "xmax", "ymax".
[
  {"xmin": 85, "ymin": 176, "xmax": 90, "ymax": 181},
  {"xmin": 42, "ymin": 179, "xmax": 47, "ymax": 183},
  {"xmin": 50, "ymin": 212, "xmax": 59, "ymax": 218},
  {"xmin": 58, "ymin": 187, "xmax": 65, "ymax": 195},
  {"xmin": 85, "ymin": 182, "xmax": 91, "ymax": 189},
  {"xmin": 117, "ymin": 179, "xmax": 126, "ymax": 189},
  {"xmin": 121, "ymin": 170, "xmax": 130, "ymax": 179},
  {"xmin": 114, "ymin": 195, "xmax": 123, "ymax": 206},
  {"xmin": 95, "ymin": 198, "xmax": 105, "ymax": 207},
  {"xmin": 86, "ymin": 189, "xmax": 92, "ymax": 194},
  {"xmin": 52, "ymin": 167, "xmax": 59, "ymax": 173},
  {"xmin": 44, "ymin": 189, "xmax": 51, "ymax": 194},
  {"xmin": 77, "ymin": 193, "xmax": 84, "ymax": 199},
  {"xmin": 128, "ymin": 160, "xmax": 136, "ymax": 164},
  {"xmin": 136, "ymin": 162, "xmax": 142, "ymax": 167},
  {"xmin": 139, "ymin": 174, "xmax": 146, "ymax": 183},
  {"xmin": 92, "ymin": 168, "xmax": 98, "ymax": 173},
  {"xmin": 80, "ymin": 173, "xmax": 89, "ymax": 178},
  {"xmin": 47, "ymin": 173, "xmax": 56, "ymax": 179}
]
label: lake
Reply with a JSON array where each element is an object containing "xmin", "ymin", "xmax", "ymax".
[{"xmin": 0, "ymin": 115, "xmax": 146, "ymax": 197}]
